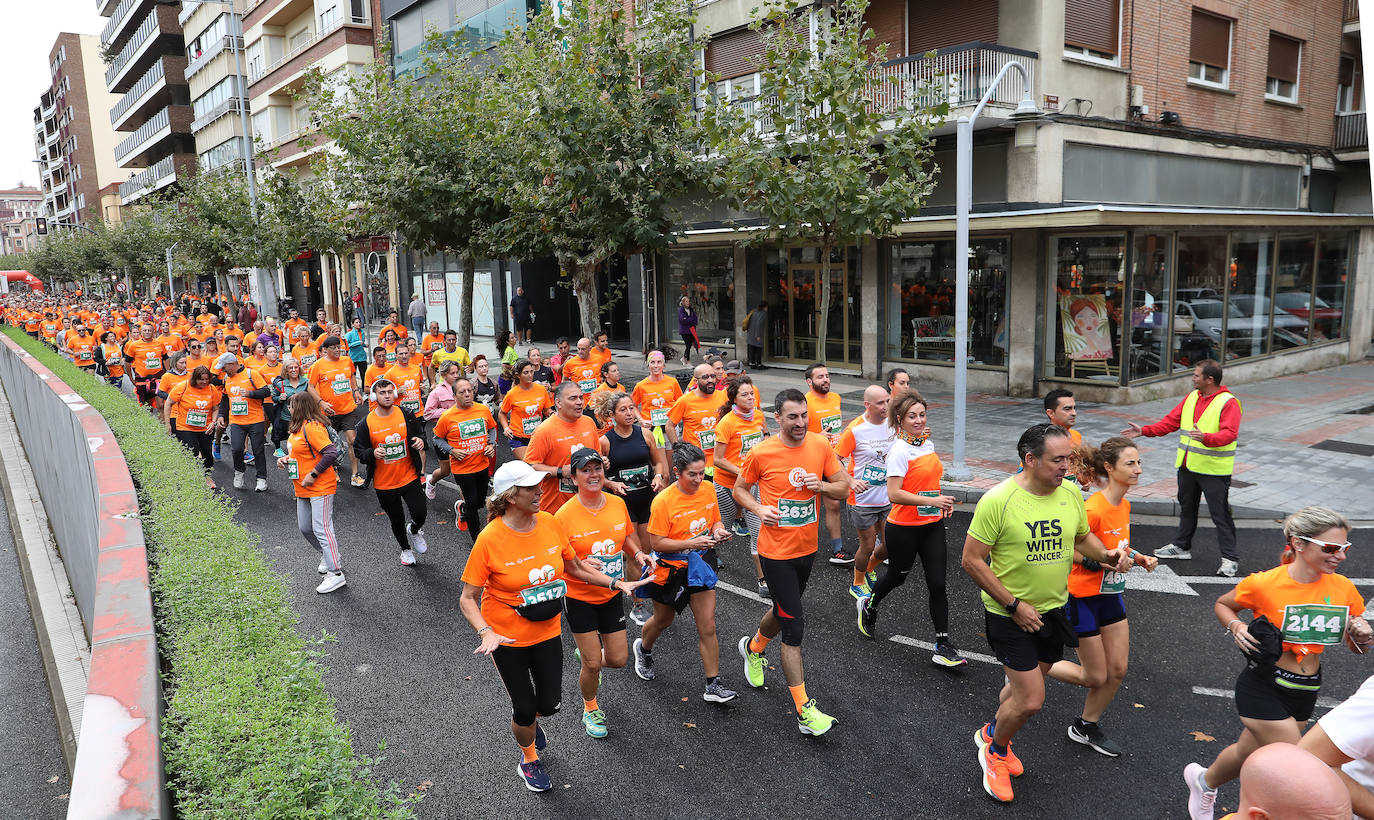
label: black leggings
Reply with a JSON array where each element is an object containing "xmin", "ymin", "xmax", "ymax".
[
  {"xmin": 760, "ymin": 553, "xmax": 815, "ymax": 646},
  {"xmin": 451, "ymin": 469, "xmax": 489, "ymax": 535},
  {"xmin": 175, "ymin": 428, "xmax": 215, "ymax": 473},
  {"xmin": 680, "ymin": 332, "xmax": 699, "ymax": 357},
  {"xmin": 375, "ymin": 480, "xmax": 427, "ymax": 550},
  {"xmin": 872, "ymin": 519, "xmax": 949, "ymax": 636},
  {"xmin": 492, "ymin": 637, "xmax": 563, "ymax": 726}
]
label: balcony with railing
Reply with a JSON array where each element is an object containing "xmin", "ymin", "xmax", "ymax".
[
  {"xmin": 1334, "ymin": 111, "xmax": 1367, "ymax": 153},
  {"xmin": 114, "ymin": 105, "xmax": 171, "ymax": 166},
  {"xmin": 105, "ymin": 6, "xmax": 178, "ymax": 92},
  {"xmin": 120, "ymin": 154, "xmax": 178, "ymax": 203},
  {"xmin": 185, "ymin": 34, "xmax": 243, "ymax": 81},
  {"xmin": 97, "ymin": 0, "xmax": 121, "ymax": 19},
  {"xmin": 192, "ymin": 96, "xmax": 246, "ymax": 133},
  {"xmin": 248, "ymin": 7, "xmax": 371, "ymax": 87},
  {"xmin": 727, "ymin": 42, "xmax": 1037, "ymax": 138},
  {"xmin": 101, "ymin": 0, "xmax": 147, "ymax": 51},
  {"xmin": 109, "ymin": 58, "xmax": 166, "ymax": 130}
]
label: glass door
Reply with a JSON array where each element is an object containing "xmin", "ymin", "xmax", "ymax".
[{"xmin": 766, "ymin": 246, "xmax": 856, "ymax": 365}]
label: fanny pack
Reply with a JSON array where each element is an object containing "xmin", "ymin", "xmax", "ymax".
[
  {"xmin": 510, "ymin": 579, "xmax": 567, "ymax": 621},
  {"xmin": 1038, "ymin": 607, "xmax": 1080, "ymax": 649}
]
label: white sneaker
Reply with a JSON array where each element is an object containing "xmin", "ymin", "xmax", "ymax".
[
  {"xmin": 410, "ymin": 530, "xmax": 428, "ymax": 554},
  {"xmin": 400, "ymin": 549, "xmax": 416, "ymax": 566},
  {"xmin": 423, "ymin": 475, "xmax": 436, "ymax": 500},
  {"xmin": 1216, "ymin": 558, "xmax": 1239, "ymax": 578},
  {"xmin": 1154, "ymin": 544, "xmax": 1192, "ymax": 559},
  {"xmin": 1184, "ymin": 762, "xmax": 1217, "ymax": 820},
  {"xmin": 318, "ymin": 559, "xmax": 329, "ymax": 574},
  {"xmin": 233, "ymin": 471, "xmax": 245, "ymax": 489},
  {"xmin": 316, "ymin": 572, "xmax": 346, "ymax": 594},
  {"xmin": 255, "ymin": 478, "xmax": 268, "ymax": 492}
]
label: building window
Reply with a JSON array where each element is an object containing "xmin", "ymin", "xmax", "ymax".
[
  {"xmin": 193, "ymin": 75, "xmax": 242, "ymax": 121},
  {"xmin": 1312, "ymin": 232, "xmax": 1350, "ymax": 342},
  {"xmin": 1188, "ymin": 9, "xmax": 1231, "ymax": 89},
  {"xmin": 660, "ymin": 247, "xmax": 735, "ymax": 344},
  {"xmin": 1063, "ymin": 0, "xmax": 1119, "ymax": 64},
  {"xmin": 246, "ymin": 40, "xmax": 264, "ymax": 78},
  {"xmin": 186, "ymin": 12, "xmax": 229, "ymax": 61},
  {"xmin": 319, "ymin": 1, "xmax": 340, "ymax": 30},
  {"xmin": 1049, "ymin": 235, "xmax": 1124, "ymax": 381},
  {"xmin": 199, "ymin": 138, "xmax": 244, "ymax": 172},
  {"xmin": 1337, "ymin": 54, "xmax": 1362, "ymax": 112},
  {"xmin": 888, "ymin": 238, "xmax": 1009, "ymax": 368},
  {"xmin": 1226, "ymin": 232, "xmax": 1278, "ymax": 360},
  {"xmin": 1265, "ymin": 33, "xmax": 1301, "ymax": 102},
  {"xmin": 1170, "ymin": 233, "xmax": 1228, "ymax": 368}
]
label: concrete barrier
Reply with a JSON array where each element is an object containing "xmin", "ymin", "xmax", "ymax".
[{"xmin": 0, "ymin": 335, "xmax": 166, "ymax": 819}]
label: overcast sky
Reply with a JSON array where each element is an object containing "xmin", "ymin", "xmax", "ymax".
[{"xmin": 0, "ymin": 1, "xmax": 107, "ymax": 190}]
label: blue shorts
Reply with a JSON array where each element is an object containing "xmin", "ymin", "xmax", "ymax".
[
  {"xmin": 1066, "ymin": 593, "xmax": 1126, "ymax": 638},
  {"xmin": 507, "ymin": 434, "xmax": 531, "ymax": 449}
]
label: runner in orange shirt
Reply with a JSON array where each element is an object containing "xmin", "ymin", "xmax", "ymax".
[
  {"xmin": 500, "ymin": 359, "xmax": 552, "ymax": 459},
  {"xmin": 283, "ymin": 307, "xmax": 308, "ymax": 340},
  {"xmin": 668, "ymin": 363, "xmax": 723, "ymax": 477},
  {"xmin": 712, "ymin": 377, "xmax": 768, "ymax": 596},
  {"xmin": 124, "ymin": 322, "xmax": 165, "ymax": 408},
  {"xmin": 155, "ymin": 351, "xmax": 191, "ymax": 410},
  {"xmin": 308, "ymin": 336, "xmax": 366, "ymax": 488},
  {"xmin": 419, "ymin": 321, "xmax": 445, "ymax": 382},
  {"xmin": 459, "ymin": 460, "xmax": 648, "ymax": 792},
  {"xmin": 555, "ymin": 448, "xmax": 654, "ymax": 738},
  {"xmin": 95, "ymin": 331, "xmax": 127, "ymax": 388},
  {"xmin": 561, "ymin": 338, "xmax": 601, "ymax": 395},
  {"xmin": 383, "ymin": 345, "xmax": 428, "ymax": 417},
  {"xmin": 276, "ymin": 390, "xmax": 347, "ymax": 593},
  {"xmin": 588, "ymin": 330, "xmax": 613, "ymax": 372},
  {"xmin": 804, "ymin": 363, "xmax": 850, "ymax": 564},
  {"xmin": 68, "ymin": 323, "xmax": 98, "ymax": 370},
  {"xmin": 431, "ymin": 376, "xmax": 497, "ymax": 536},
  {"xmin": 290, "ymin": 326, "xmax": 319, "ymax": 371},
  {"xmin": 524, "ymin": 381, "xmax": 601, "ymax": 513},
  {"xmin": 382, "ymin": 309, "xmax": 409, "ymax": 341},
  {"xmin": 632, "ymin": 350, "xmax": 683, "ymax": 448},
  {"xmin": 631, "ymin": 441, "xmax": 737, "ymax": 706},
  {"xmin": 217, "ymin": 355, "xmax": 272, "ymax": 491},
  {"xmin": 733, "ymin": 387, "xmax": 849, "ymax": 736},
  {"xmin": 164, "ymin": 366, "xmax": 222, "ymax": 486},
  {"xmin": 353, "ymin": 378, "xmax": 429, "ymax": 565}
]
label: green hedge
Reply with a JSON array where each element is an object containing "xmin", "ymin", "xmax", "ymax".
[{"xmin": 4, "ymin": 329, "xmax": 416, "ymax": 819}]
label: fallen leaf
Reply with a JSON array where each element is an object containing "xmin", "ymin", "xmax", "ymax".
[
  {"xmin": 1133, "ymin": 703, "xmax": 1145, "ymax": 708},
  {"xmin": 1190, "ymin": 730, "xmax": 1215, "ymax": 742},
  {"xmin": 563, "ymin": 784, "xmax": 572, "ymax": 789},
  {"xmin": 47, "ymin": 776, "xmax": 58, "ymax": 784},
  {"xmin": 683, "ymin": 722, "xmax": 697, "ymax": 728},
  {"xmin": 680, "ymin": 697, "xmax": 688, "ymax": 702},
  {"xmin": 416, "ymin": 781, "xmax": 432, "ymax": 792},
  {"xmin": 464, "ymin": 676, "xmax": 472, "ymax": 681},
  {"xmin": 56, "ymin": 794, "xmax": 68, "ymax": 801},
  {"xmin": 678, "ymin": 764, "xmax": 685, "ymax": 769}
]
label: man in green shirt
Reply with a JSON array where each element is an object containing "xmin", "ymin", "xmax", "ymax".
[{"xmin": 961, "ymin": 423, "xmax": 1128, "ymax": 804}]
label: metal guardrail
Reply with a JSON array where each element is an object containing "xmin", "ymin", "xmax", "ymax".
[
  {"xmin": 114, "ymin": 106, "xmax": 170, "ymax": 164},
  {"xmin": 1334, "ymin": 111, "xmax": 1367, "ymax": 151},
  {"xmin": 105, "ymin": 10, "xmax": 158, "ymax": 88},
  {"xmin": 109, "ymin": 59, "xmax": 165, "ymax": 126},
  {"xmin": 119, "ymin": 154, "xmax": 176, "ymax": 201}
]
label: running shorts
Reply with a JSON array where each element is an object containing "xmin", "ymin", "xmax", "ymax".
[
  {"xmin": 849, "ymin": 504, "xmax": 891, "ymax": 531},
  {"xmin": 329, "ymin": 405, "xmax": 363, "ymax": 433},
  {"xmin": 760, "ymin": 553, "xmax": 816, "ymax": 647},
  {"xmin": 1234, "ymin": 664, "xmax": 1321, "ymax": 722},
  {"xmin": 985, "ymin": 609, "xmax": 1070, "ymax": 672},
  {"xmin": 1066, "ymin": 593, "xmax": 1127, "ymax": 638},
  {"xmin": 563, "ymin": 593, "xmax": 627, "ymax": 635}
]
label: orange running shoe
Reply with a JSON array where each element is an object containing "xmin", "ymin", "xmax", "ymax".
[
  {"xmin": 974, "ymin": 723, "xmax": 1024, "ymax": 777},
  {"xmin": 979, "ymin": 744, "xmax": 1015, "ymax": 803}
]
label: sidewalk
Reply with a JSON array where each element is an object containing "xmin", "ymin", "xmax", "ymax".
[{"xmin": 383, "ymin": 327, "xmax": 1374, "ymax": 520}]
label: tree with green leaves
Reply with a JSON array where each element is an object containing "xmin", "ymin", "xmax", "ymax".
[
  {"xmin": 710, "ymin": 0, "xmax": 946, "ymax": 365},
  {"xmin": 492, "ymin": 1, "xmax": 715, "ymax": 339}
]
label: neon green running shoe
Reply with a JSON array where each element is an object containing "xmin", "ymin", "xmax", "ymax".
[
  {"xmin": 582, "ymin": 709, "xmax": 608, "ymax": 738},
  {"xmin": 866, "ymin": 569, "xmax": 878, "ymax": 588},
  {"xmin": 797, "ymin": 700, "xmax": 837, "ymax": 736},
  {"xmin": 738, "ymin": 635, "xmax": 766, "ymax": 688}
]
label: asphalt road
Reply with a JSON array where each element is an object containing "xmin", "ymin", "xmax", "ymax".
[
  {"xmin": 217, "ymin": 451, "xmax": 1374, "ymax": 820},
  {"xmin": 0, "ymin": 493, "xmax": 70, "ymax": 816}
]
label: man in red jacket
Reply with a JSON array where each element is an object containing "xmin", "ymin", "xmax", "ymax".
[{"xmin": 1121, "ymin": 359, "xmax": 1242, "ymax": 577}]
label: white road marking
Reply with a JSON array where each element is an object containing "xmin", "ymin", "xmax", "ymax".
[
  {"xmin": 1192, "ymin": 685, "xmax": 1341, "ymax": 710},
  {"xmin": 1125, "ymin": 564, "xmax": 1199, "ymax": 596},
  {"xmin": 890, "ymin": 634, "xmax": 1001, "ymax": 666},
  {"xmin": 715, "ymin": 579, "xmax": 771, "ymax": 605}
]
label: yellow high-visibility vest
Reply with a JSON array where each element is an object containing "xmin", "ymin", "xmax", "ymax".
[{"xmin": 1176, "ymin": 389, "xmax": 1239, "ymax": 476}]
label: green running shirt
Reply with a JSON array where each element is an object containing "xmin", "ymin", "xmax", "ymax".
[{"xmin": 968, "ymin": 476, "xmax": 1090, "ymax": 615}]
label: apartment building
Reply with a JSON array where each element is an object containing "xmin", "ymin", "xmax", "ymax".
[
  {"xmin": 1, "ymin": 186, "xmax": 45, "ymax": 255},
  {"xmin": 100, "ymin": 0, "xmax": 197, "ymax": 205},
  {"xmin": 182, "ymin": 1, "xmax": 253, "ymax": 175},
  {"xmin": 653, "ymin": 0, "xmax": 1372, "ymax": 401},
  {"xmin": 241, "ymin": 0, "xmax": 384, "ymax": 318},
  {"xmin": 32, "ymin": 35, "xmax": 126, "ymax": 229}
]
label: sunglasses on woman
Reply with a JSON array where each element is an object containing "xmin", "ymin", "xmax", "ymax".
[{"xmin": 1299, "ymin": 535, "xmax": 1353, "ymax": 555}]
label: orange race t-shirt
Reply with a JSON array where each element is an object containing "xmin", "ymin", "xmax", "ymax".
[
  {"xmin": 69, "ymin": 335, "xmax": 98, "ymax": 368},
  {"xmin": 223, "ymin": 368, "xmax": 269, "ymax": 426},
  {"xmin": 740, "ymin": 433, "xmax": 842, "ymax": 560},
  {"xmin": 1234, "ymin": 566, "xmax": 1365, "ymax": 659},
  {"xmin": 365, "ymin": 409, "xmax": 418, "ymax": 491},
  {"xmin": 712, "ymin": 411, "xmax": 767, "ymax": 489},
  {"xmin": 291, "ymin": 341, "xmax": 319, "ymax": 371},
  {"xmin": 524, "ymin": 414, "xmax": 601, "ymax": 512},
  {"xmin": 420, "ymin": 333, "xmax": 445, "ymax": 364},
  {"xmin": 433, "ymin": 404, "xmax": 496, "ymax": 475},
  {"xmin": 383, "ymin": 322, "xmax": 410, "ymax": 340},
  {"xmin": 588, "ymin": 347, "xmax": 613, "ymax": 372},
  {"xmin": 554, "ymin": 493, "xmax": 634, "ymax": 605},
  {"xmin": 501, "ymin": 383, "xmax": 552, "ymax": 440},
  {"xmin": 669, "ymin": 391, "xmax": 723, "ymax": 452},
  {"xmin": 647, "ymin": 481, "xmax": 722, "ymax": 568},
  {"xmin": 167, "ymin": 382, "xmax": 222, "ymax": 432},
  {"xmin": 562, "ymin": 357, "xmax": 601, "ymax": 395},
  {"xmin": 284, "ymin": 318, "xmax": 308, "ymax": 338},
  {"xmin": 885, "ymin": 436, "xmax": 945, "ymax": 527},
  {"xmin": 308, "ymin": 357, "xmax": 358, "ymax": 415},
  {"xmin": 124, "ymin": 338, "xmax": 165, "ymax": 378},
  {"xmin": 184, "ymin": 353, "xmax": 214, "ymax": 374},
  {"xmin": 384, "ymin": 362, "xmax": 425, "ymax": 415},
  {"xmin": 101, "ymin": 344, "xmax": 125, "ymax": 379},
  {"xmin": 155, "ymin": 333, "xmax": 184, "ymax": 358},
  {"xmin": 1069, "ymin": 492, "xmax": 1132, "ymax": 599},
  {"xmin": 632, "ymin": 376, "xmax": 683, "ymax": 427},
  {"xmin": 157, "ymin": 369, "xmax": 190, "ymax": 397},
  {"xmin": 806, "ymin": 390, "xmax": 844, "ymax": 445},
  {"xmin": 286, "ymin": 420, "xmax": 338, "ymax": 498},
  {"xmin": 461, "ymin": 513, "xmax": 576, "ymax": 647}
]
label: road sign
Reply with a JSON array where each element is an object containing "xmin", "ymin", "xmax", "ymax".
[{"xmin": 115, "ymin": 281, "xmax": 127, "ymax": 293}]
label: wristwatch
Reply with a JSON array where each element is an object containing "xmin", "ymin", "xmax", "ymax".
[{"xmin": 1004, "ymin": 597, "xmax": 1020, "ymax": 615}]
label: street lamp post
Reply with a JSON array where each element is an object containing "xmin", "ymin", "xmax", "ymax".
[
  {"xmin": 167, "ymin": 241, "xmax": 179, "ymax": 298},
  {"xmin": 947, "ymin": 61, "xmax": 1040, "ymax": 481}
]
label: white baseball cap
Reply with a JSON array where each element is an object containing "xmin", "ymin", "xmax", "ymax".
[{"xmin": 492, "ymin": 461, "xmax": 543, "ymax": 496}]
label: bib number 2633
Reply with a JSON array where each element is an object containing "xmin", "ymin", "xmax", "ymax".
[{"xmin": 778, "ymin": 497, "xmax": 817, "ymax": 527}]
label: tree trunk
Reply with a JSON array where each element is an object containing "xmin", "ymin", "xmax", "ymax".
[
  {"xmin": 816, "ymin": 240, "xmax": 833, "ymax": 364},
  {"xmin": 459, "ymin": 255, "xmax": 476, "ymax": 350},
  {"xmin": 572, "ymin": 260, "xmax": 601, "ymax": 341}
]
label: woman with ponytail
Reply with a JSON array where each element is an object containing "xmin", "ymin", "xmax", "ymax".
[
  {"xmin": 712, "ymin": 377, "xmax": 769, "ymax": 597},
  {"xmin": 1048, "ymin": 436, "xmax": 1158, "ymax": 758},
  {"xmin": 1183, "ymin": 506, "xmax": 1371, "ymax": 819}
]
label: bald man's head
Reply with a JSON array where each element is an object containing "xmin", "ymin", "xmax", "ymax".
[
  {"xmin": 862, "ymin": 385, "xmax": 890, "ymax": 423},
  {"xmin": 1238, "ymin": 743, "xmax": 1351, "ymax": 820}
]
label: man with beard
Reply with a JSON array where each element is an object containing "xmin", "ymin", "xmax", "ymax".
[
  {"xmin": 805, "ymin": 364, "xmax": 851, "ymax": 564},
  {"xmin": 670, "ymin": 363, "xmax": 724, "ymax": 479}
]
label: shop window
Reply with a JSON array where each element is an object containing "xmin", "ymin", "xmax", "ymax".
[
  {"xmin": 1313, "ymin": 232, "xmax": 1351, "ymax": 342},
  {"xmin": 1275, "ymin": 234, "xmax": 1315, "ymax": 348},
  {"xmin": 1227, "ymin": 232, "xmax": 1278, "ymax": 359},
  {"xmin": 887, "ymin": 238, "xmax": 1008, "ymax": 368},
  {"xmin": 1171, "ymin": 233, "xmax": 1228, "ymax": 368},
  {"xmin": 1050, "ymin": 236, "xmax": 1125, "ymax": 381},
  {"xmin": 1127, "ymin": 232, "xmax": 1171, "ymax": 381},
  {"xmin": 661, "ymin": 247, "xmax": 735, "ymax": 344}
]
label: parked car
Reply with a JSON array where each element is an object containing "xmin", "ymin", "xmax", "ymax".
[
  {"xmin": 1273, "ymin": 290, "xmax": 1341, "ymax": 323},
  {"xmin": 1229, "ymin": 294, "xmax": 1310, "ymax": 348}
]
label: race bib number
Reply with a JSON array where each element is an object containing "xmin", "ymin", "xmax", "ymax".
[
  {"xmin": 521, "ymin": 415, "xmax": 540, "ymax": 436},
  {"xmin": 401, "ymin": 399, "xmax": 421, "ymax": 414},
  {"xmin": 145, "ymin": 353, "xmax": 160, "ymax": 369},
  {"xmin": 916, "ymin": 490, "xmax": 942, "ymax": 517},
  {"xmin": 77, "ymin": 350, "xmax": 93, "ymax": 362},
  {"xmin": 230, "ymin": 398, "xmax": 248, "ymax": 416},
  {"xmin": 381, "ymin": 440, "xmax": 406, "ymax": 463},
  {"xmin": 457, "ymin": 418, "xmax": 487, "ymax": 452},
  {"xmin": 331, "ymin": 375, "xmax": 350, "ymax": 396},
  {"xmin": 286, "ymin": 458, "xmax": 299, "ymax": 480},
  {"xmin": 821, "ymin": 414, "xmax": 842, "ymax": 436},
  {"xmin": 1281, "ymin": 604, "xmax": 1349, "ymax": 646},
  {"xmin": 302, "ymin": 354, "xmax": 317, "ymax": 368},
  {"xmin": 859, "ymin": 464, "xmax": 886, "ymax": 484},
  {"xmin": 649, "ymin": 407, "xmax": 669, "ymax": 426},
  {"xmin": 593, "ymin": 553, "xmax": 625, "ymax": 581},
  {"xmin": 697, "ymin": 429, "xmax": 716, "ymax": 450},
  {"xmin": 778, "ymin": 497, "xmax": 817, "ymax": 527},
  {"xmin": 740, "ymin": 431, "xmax": 764, "ymax": 456},
  {"xmin": 184, "ymin": 409, "xmax": 208, "ymax": 429},
  {"xmin": 559, "ymin": 474, "xmax": 577, "ymax": 494},
  {"xmin": 578, "ymin": 379, "xmax": 597, "ymax": 393},
  {"xmin": 520, "ymin": 580, "xmax": 567, "ymax": 606},
  {"xmin": 1099, "ymin": 571, "xmax": 1127, "ymax": 595},
  {"xmin": 619, "ymin": 464, "xmax": 651, "ymax": 490}
]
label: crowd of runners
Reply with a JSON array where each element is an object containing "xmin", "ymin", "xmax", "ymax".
[{"xmin": 5, "ymin": 289, "xmax": 1373, "ymax": 817}]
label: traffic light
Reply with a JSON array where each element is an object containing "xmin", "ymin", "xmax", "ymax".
[{"xmin": 35, "ymin": 217, "xmax": 47, "ymax": 236}]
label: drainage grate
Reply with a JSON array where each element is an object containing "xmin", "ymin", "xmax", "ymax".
[{"xmin": 1310, "ymin": 439, "xmax": 1374, "ymax": 456}]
